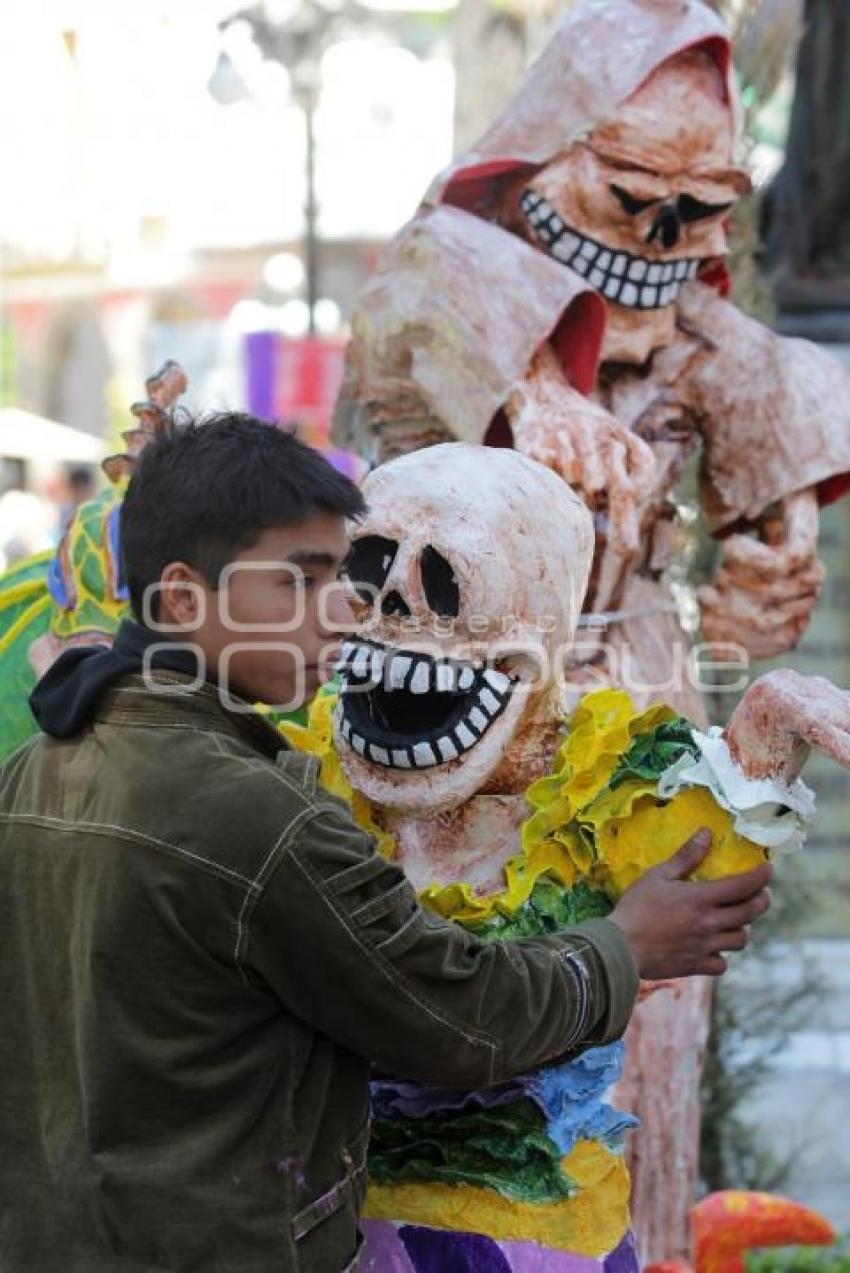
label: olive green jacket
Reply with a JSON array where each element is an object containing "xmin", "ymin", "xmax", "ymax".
[{"xmin": 0, "ymin": 672, "xmax": 638, "ymax": 1272}]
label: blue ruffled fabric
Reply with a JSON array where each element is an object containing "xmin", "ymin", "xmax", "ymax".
[{"xmin": 526, "ymin": 1042, "xmax": 638, "ymax": 1156}]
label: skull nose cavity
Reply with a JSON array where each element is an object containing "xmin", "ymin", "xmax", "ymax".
[
  {"xmin": 648, "ymin": 204, "xmax": 681, "ymax": 250},
  {"xmin": 381, "ymin": 590, "xmax": 412, "ymax": 618}
]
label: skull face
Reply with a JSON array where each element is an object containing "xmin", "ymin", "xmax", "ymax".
[
  {"xmin": 335, "ymin": 444, "xmax": 594, "ymax": 815},
  {"xmin": 515, "ymin": 50, "xmax": 750, "ymax": 362}
]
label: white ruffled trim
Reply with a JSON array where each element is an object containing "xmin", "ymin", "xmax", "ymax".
[{"xmin": 657, "ymin": 726, "xmax": 815, "ymax": 853}]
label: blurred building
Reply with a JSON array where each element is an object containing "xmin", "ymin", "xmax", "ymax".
[{"xmin": 0, "ymin": 0, "xmax": 455, "ymax": 444}]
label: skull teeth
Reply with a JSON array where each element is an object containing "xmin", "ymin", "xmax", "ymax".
[
  {"xmin": 337, "ymin": 640, "xmax": 515, "ymax": 771},
  {"xmin": 520, "ymin": 188, "xmax": 702, "ymax": 311},
  {"xmin": 341, "ymin": 640, "xmax": 509, "ymax": 697}
]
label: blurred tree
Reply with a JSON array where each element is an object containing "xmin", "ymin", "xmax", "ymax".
[{"xmin": 764, "ymin": 0, "xmax": 850, "ymax": 319}]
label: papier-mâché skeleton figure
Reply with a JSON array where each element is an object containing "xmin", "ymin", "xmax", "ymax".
[
  {"xmin": 284, "ymin": 444, "xmax": 850, "ymax": 1273},
  {"xmin": 333, "ymin": 0, "xmax": 850, "ymax": 702},
  {"xmin": 331, "ymin": 1, "xmax": 850, "ymax": 1253}
]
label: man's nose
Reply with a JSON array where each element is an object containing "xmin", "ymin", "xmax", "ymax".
[{"xmin": 320, "ymin": 581, "xmax": 358, "ymax": 633}]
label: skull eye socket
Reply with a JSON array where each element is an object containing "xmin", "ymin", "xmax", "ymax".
[
  {"xmin": 610, "ymin": 183, "xmax": 658, "ymax": 216},
  {"xmin": 677, "ymin": 193, "xmax": 734, "ymax": 224},
  {"xmin": 420, "ymin": 545, "xmax": 460, "ymax": 618},
  {"xmin": 346, "ymin": 535, "xmax": 399, "ymax": 603}
]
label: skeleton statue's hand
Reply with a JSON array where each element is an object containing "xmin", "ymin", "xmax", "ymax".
[
  {"xmin": 699, "ymin": 487, "xmax": 823, "ymax": 660},
  {"xmin": 724, "ymin": 668, "xmax": 850, "ymax": 784},
  {"xmin": 505, "ymin": 345, "xmax": 656, "ymax": 556}
]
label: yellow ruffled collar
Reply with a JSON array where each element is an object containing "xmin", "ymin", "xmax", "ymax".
[{"xmin": 277, "ymin": 687, "xmax": 764, "ymax": 923}]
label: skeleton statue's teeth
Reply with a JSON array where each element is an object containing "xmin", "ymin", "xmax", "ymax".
[
  {"xmin": 468, "ymin": 706, "xmax": 489, "ymax": 733},
  {"xmin": 553, "ymin": 233, "xmax": 580, "ymax": 263},
  {"xmin": 522, "ymin": 188, "xmax": 705, "ymax": 312},
  {"xmin": 340, "ymin": 640, "xmax": 358, "ymax": 668},
  {"xmin": 338, "ymin": 643, "xmax": 517, "ymax": 771},
  {"xmin": 370, "ymin": 648, "xmax": 386, "ymax": 681},
  {"xmin": 479, "ymin": 688, "xmax": 502, "ymax": 717},
  {"xmin": 409, "ymin": 660, "xmax": 431, "ymax": 695},
  {"xmin": 388, "ymin": 654, "xmax": 412, "ymax": 689},
  {"xmin": 412, "ymin": 742, "xmax": 437, "ymax": 768},
  {"xmin": 483, "ymin": 668, "xmax": 512, "ymax": 694},
  {"xmin": 435, "ymin": 663, "xmax": 455, "ymax": 692},
  {"xmin": 350, "ymin": 647, "xmax": 371, "ymax": 680}
]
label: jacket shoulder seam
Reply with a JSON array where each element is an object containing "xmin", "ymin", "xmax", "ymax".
[{"xmin": 232, "ymin": 803, "xmax": 323, "ymax": 980}]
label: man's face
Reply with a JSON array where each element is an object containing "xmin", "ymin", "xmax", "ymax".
[{"xmin": 185, "ymin": 513, "xmax": 355, "ymax": 710}]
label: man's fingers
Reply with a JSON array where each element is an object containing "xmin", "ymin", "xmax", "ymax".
[
  {"xmin": 713, "ymin": 927, "xmax": 750, "ymax": 953},
  {"xmin": 692, "ymin": 860, "xmax": 773, "ymax": 904},
  {"xmin": 662, "ymin": 828, "xmax": 712, "ymax": 880},
  {"xmin": 713, "ymin": 890, "xmax": 771, "ymax": 930},
  {"xmin": 697, "ymin": 954, "xmax": 728, "ymax": 977}
]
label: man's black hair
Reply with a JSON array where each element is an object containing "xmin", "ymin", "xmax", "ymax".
[{"xmin": 121, "ymin": 413, "xmax": 366, "ymax": 620}]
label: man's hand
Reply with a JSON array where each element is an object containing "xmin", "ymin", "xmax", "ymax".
[{"xmin": 609, "ymin": 830, "xmax": 772, "ymax": 980}]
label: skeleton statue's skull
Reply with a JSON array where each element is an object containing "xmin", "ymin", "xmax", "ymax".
[
  {"xmin": 516, "ymin": 49, "xmax": 750, "ymax": 362},
  {"xmin": 335, "ymin": 444, "xmax": 594, "ymax": 815}
]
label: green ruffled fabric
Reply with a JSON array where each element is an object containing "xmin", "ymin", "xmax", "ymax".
[
  {"xmin": 470, "ymin": 878, "xmax": 611, "ymax": 940},
  {"xmin": 607, "ymin": 717, "xmax": 699, "ymax": 790},
  {"xmin": 369, "ymin": 1099, "xmax": 573, "ymax": 1202}
]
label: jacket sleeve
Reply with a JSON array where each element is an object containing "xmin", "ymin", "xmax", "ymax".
[{"xmin": 240, "ymin": 802, "xmax": 638, "ymax": 1089}]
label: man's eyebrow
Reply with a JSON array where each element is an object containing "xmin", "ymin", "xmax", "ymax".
[{"xmin": 285, "ymin": 551, "xmax": 340, "ymax": 569}]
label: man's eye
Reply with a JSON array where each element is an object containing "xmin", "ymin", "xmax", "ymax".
[{"xmin": 610, "ymin": 184, "xmax": 658, "ymax": 216}]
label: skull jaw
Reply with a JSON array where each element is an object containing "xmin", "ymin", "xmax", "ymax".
[
  {"xmin": 601, "ymin": 301, "xmax": 679, "ymax": 364},
  {"xmin": 335, "ymin": 686, "xmax": 531, "ymax": 816}
]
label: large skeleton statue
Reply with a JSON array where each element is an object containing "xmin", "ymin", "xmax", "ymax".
[
  {"xmin": 286, "ymin": 443, "xmax": 848, "ymax": 1271},
  {"xmin": 331, "ymin": 0, "xmax": 850, "ymax": 1255}
]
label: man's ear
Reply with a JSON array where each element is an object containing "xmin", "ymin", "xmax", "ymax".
[{"xmin": 155, "ymin": 562, "xmax": 207, "ymax": 631}]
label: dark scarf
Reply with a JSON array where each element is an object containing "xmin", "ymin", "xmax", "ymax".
[{"xmin": 29, "ymin": 620, "xmax": 205, "ymax": 739}]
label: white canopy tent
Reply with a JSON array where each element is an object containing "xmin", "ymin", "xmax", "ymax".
[{"xmin": 0, "ymin": 408, "xmax": 103, "ymax": 464}]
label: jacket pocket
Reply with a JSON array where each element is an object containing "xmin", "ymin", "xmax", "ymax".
[{"xmin": 290, "ymin": 1120, "xmax": 370, "ymax": 1245}]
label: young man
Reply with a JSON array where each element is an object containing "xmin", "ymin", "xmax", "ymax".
[{"xmin": 0, "ymin": 416, "xmax": 770, "ymax": 1272}]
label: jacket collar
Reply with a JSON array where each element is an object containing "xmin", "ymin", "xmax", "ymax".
[{"xmin": 95, "ymin": 670, "xmax": 290, "ymax": 761}]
